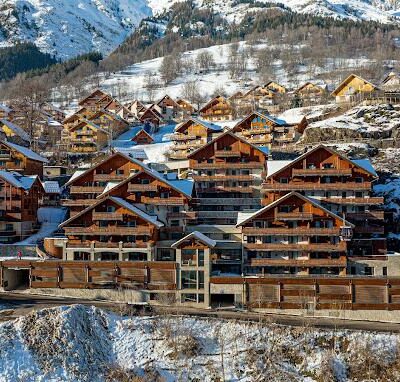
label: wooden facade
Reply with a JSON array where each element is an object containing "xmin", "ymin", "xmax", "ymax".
[
  {"xmin": 78, "ymin": 89, "xmax": 111, "ymax": 110},
  {"xmin": 131, "ymin": 129, "xmax": 154, "ymax": 145},
  {"xmin": 199, "ymin": 95, "xmax": 234, "ymax": 121},
  {"xmin": 67, "ymin": 120, "xmax": 109, "ymax": 153},
  {"xmin": 169, "ymin": 118, "xmax": 222, "ymax": 160},
  {"xmin": 88, "ymin": 110, "xmax": 129, "ymax": 137},
  {"xmin": 332, "ymin": 74, "xmax": 379, "ymax": 103}
]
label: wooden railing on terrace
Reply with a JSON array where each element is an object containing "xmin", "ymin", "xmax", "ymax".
[
  {"xmin": 70, "ymin": 186, "xmax": 104, "ymax": 194},
  {"xmin": 64, "ymin": 226, "xmax": 152, "ymax": 235},
  {"xmin": 193, "ymin": 175, "xmax": 254, "ymax": 182},
  {"xmin": 275, "ymin": 212, "xmax": 313, "ymax": 220},
  {"xmin": 292, "ymin": 168, "xmax": 353, "ymax": 177},
  {"xmin": 92, "ymin": 212, "xmax": 124, "ymax": 221},
  {"xmin": 321, "ymin": 197, "xmax": 384, "ymax": 205},
  {"xmin": 127, "ymin": 184, "xmax": 158, "ymax": 192},
  {"xmin": 262, "ymin": 182, "xmax": 372, "ymax": 191},
  {"xmin": 141, "ymin": 197, "xmax": 186, "ymax": 205},
  {"xmin": 243, "ymin": 227, "xmax": 340, "ymax": 236},
  {"xmin": 93, "ymin": 173, "xmax": 126, "ymax": 182},
  {"xmin": 214, "ymin": 150, "xmax": 241, "ymax": 157},
  {"xmin": 244, "ymin": 242, "xmax": 347, "ymax": 252},
  {"xmin": 248, "ymin": 256, "xmax": 347, "ymax": 268},
  {"xmin": 191, "ymin": 162, "xmax": 264, "ymax": 169}
]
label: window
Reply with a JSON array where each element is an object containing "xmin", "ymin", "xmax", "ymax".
[
  {"xmin": 170, "ymin": 220, "xmax": 180, "ymax": 227},
  {"xmin": 160, "ymin": 192, "xmax": 169, "ymax": 199},
  {"xmin": 107, "ymin": 206, "xmax": 116, "ymax": 212},
  {"xmin": 172, "ymin": 206, "xmax": 180, "ymax": 213},
  {"xmin": 141, "ymin": 178, "xmax": 150, "ymax": 184},
  {"xmin": 364, "ymin": 266, "xmax": 374, "ymax": 276},
  {"xmin": 116, "ymin": 169, "xmax": 124, "ymax": 175},
  {"xmin": 279, "ymin": 178, "xmax": 289, "ymax": 184},
  {"xmin": 99, "ymin": 221, "xmax": 108, "ymax": 227},
  {"xmin": 223, "ymin": 233, "xmax": 230, "ymax": 240},
  {"xmin": 198, "ymin": 250, "xmax": 204, "ymax": 266},
  {"xmin": 279, "ymin": 205, "xmax": 291, "ymax": 213},
  {"xmin": 181, "ymin": 271, "xmax": 197, "ymax": 289},
  {"xmin": 355, "ymin": 177, "xmax": 364, "ymax": 183},
  {"xmin": 383, "ymin": 267, "xmax": 388, "ymax": 276},
  {"xmin": 198, "ymin": 271, "xmax": 204, "ymax": 289},
  {"xmin": 181, "ymin": 293, "xmax": 197, "ymax": 303},
  {"xmin": 323, "ymin": 163, "xmax": 333, "ymax": 169},
  {"xmin": 126, "ymin": 221, "xmax": 136, "ymax": 227}
]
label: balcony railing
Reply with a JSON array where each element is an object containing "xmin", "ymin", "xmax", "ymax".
[
  {"xmin": 127, "ymin": 184, "xmax": 158, "ymax": 192},
  {"xmin": 194, "ymin": 197, "xmax": 261, "ymax": 206},
  {"xmin": 169, "ymin": 152, "xmax": 188, "ymax": 160},
  {"xmin": 247, "ymin": 256, "xmax": 347, "ymax": 268},
  {"xmin": 93, "ymin": 173, "xmax": 126, "ymax": 182},
  {"xmin": 354, "ymin": 226, "xmax": 385, "ymax": 234},
  {"xmin": 242, "ymin": 128, "xmax": 272, "ymax": 135},
  {"xmin": 61, "ymin": 199, "xmax": 97, "ymax": 207},
  {"xmin": 92, "ymin": 212, "xmax": 124, "ymax": 221},
  {"xmin": 347, "ymin": 211, "xmax": 385, "ymax": 220},
  {"xmin": 67, "ymin": 240, "xmax": 149, "ymax": 249},
  {"xmin": 215, "ymin": 150, "xmax": 241, "ymax": 158},
  {"xmin": 199, "ymin": 186, "xmax": 254, "ymax": 193},
  {"xmin": 141, "ymin": 197, "xmax": 185, "ymax": 205},
  {"xmin": 243, "ymin": 227, "xmax": 340, "ymax": 236},
  {"xmin": 171, "ymin": 134, "xmax": 197, "ymax": 141},
  {"xmin": 292, "ymin": 168, "xmax": 353, "ymax": 177},
  {"xmin": 196, "ymin": 211, "xmax": 239, "ymax": 218},
  {"xmin": 0, "ymin": 229, "xmax": 16, "ymax": 237},
  {"xmin": 64, "ymin": 226, "xmax": 152, "ymax": 235},
  {"xmin": 244, "ymin": 242, "xmax": 347, "ymax": 252},
  {"xmin": 167, "ymin": 211, "xmax": 197, "ymax": 219},
  {"xmin": 191, "ymin": 162, "xmax": 264, "ymax": 169},
  {"xmin": 173, "ymin": 142, "xmax": 203, "ymax": 150},
  {"xmin": 321, "ymin": 197, "xmax": 384, "ymax": 205},
  {"xmin": 275, "ymin": 212, "xmax": 313, "ymax": 220},
  {"xmin": 263, "ymin": 182, "xmax": 372, "ymax": 191},
  {"xmin": 193, "ymin": 175, "xmax": 254, "ymax": 182},
  {"xmin": 70, "ymin": 186, "xmax": 104, "ymax": 194}
]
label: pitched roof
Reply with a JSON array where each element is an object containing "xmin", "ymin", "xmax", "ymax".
[
  {"xmin": 0, "ymin": 171, "xmax": 39, "ymax": 190},
  {"xmin": 331, "ymin": 74, "xmax": 380, "ymax": 96},
  {"xmin": 233, "ymin": 111, "xmax": 287, "ymax": 132},
  {"xmin": 187, "ymin": 130, "xmax": 268, "ymax": 159},
  {"xmin": 171, "ymin": 231, "xmax": 216, "ymax": 248},
  {"xmin": 42, "ymin": 181, "xmax": 61, "ymax": 194},
  {"xmin": 131, "ymin": 129, "xmax": 154, "ymax": 143},
  {"xmin": 175, "ymin": 117, "xmax": 222, "ymax": 133},
  {"xmin": 0, "ymin": 119, "xmax": 30, "ymax": 141},
  {"xmin": 295, "ymin": 82, "xmax": 325, "ymax": 93},
  {"xmin": 157, "ymin": 94, "xmax": 179, "ymax": 108},
  {"xmin": 78, "ymin": 89, "xmax": 110, "ymax": 106},
  {"xmin": 60, "ymin": 195, "xmax": 164, "ymax": 229},
  {"xmin": 66, "ymin": 151, "xmax": 146, "ymax": 186},
  {"xmin": 236, "ymin": 191, "xmax": 354, "ymax": 228},
  {"xmin": 199, "ymin": 95, "xmax": 230, "ymax": 113},
  {"xmin": 3, "ymin": 141, "xmax": 48, "ymax": 163},
  {"xmin": 265, "ymin": 144, "xmax": 378, "ymax": 179}
]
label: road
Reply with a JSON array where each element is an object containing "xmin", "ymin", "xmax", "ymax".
[{"xmin": 0, "ymin": 292, "xmax": 399, "ymax": 333}]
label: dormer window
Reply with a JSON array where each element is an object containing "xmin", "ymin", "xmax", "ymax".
[{"xmin": 323, "ymin": 163, "xmax": 333, "ymax": 169}]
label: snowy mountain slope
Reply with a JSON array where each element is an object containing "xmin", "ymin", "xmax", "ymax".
[{"xmin": 0, "ymin": 0, "xmax": 153, "ymax": 59}]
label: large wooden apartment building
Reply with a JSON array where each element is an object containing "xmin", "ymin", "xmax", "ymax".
[
  {"xmin": 262, "ymin": 145, "xmax": 386, "ymax": 258},
  {"xmin": 199, "ymin": 95, "xmax": 234, "ymax": 121},
  {"xmin": 169, "ymin": 118, "xmax": 222, "ymax": 160}
]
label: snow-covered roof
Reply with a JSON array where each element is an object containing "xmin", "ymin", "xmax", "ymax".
[
  {"xmin": 169, "ymin": 179, "xmax": 194, "ymax": 197},
  {"xmin": 267, "ymin": 160, "xmax": 293, "ymax": 177},
  {"xmin": 101, "ymin": 182, "xmax": 120, "ymax": 195},
  {"xmin": 0, "ymin": 119, "xmax": 30, "ymax": 141},
  {"xmin": 0, "ymin": 104, "xmax": 12, "ymax": 113},
  {"xmin": 110, "ymin": 197, "xmax": 164, "ymax": 228},
  {"xmin": 4, "ymin": 141, "xmax": 48, "ymax": 163},
  {"xmin": 42, "ymin": 181, "xmax": 61, "ymax": 194},
  {"xmin": 236, "ymin": 192, "xmax": 354, "ymax": 228},
  {"xmin": 116, "ymin": 147, "xmax": 148, "ymax": 160},
  {"xmin": 68, "ymin": 170, "xmax": 86, "ymax": 184},
  {"xmin": 175, "ymin": 117, "xmax": 222, "ymax": 133},
  {"xmin": 171, "ymin": 231, "xmax": 217, "ymax": 248},
  {"xmin": 0, "ymin": 171, "xmax": 38, "ymax": 190},
  {"xmin": 353, "ymin": 159, "xmax": 378, "ymax": 177}
]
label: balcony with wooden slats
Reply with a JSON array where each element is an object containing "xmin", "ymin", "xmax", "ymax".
[
  {"xmin": 247, "ymin": 256, "xmax": 347, "ymax": 268},
  {"xmin": 263, "ymin": 182, "xmax": 372, "ymax": 191},
  {"xmin": 198, "ymin": 186, "xmax": 254, "ymax": 193},
  {"xmin": 141, "ymin": 197, "xmax": 185, "ymax": 205},
  {"xmin": 242, "ymin": 128, "xmax": 272, "ymax": 136},
  {"xmin": 275, "ymin": 212, "xmax": 314, "ymax": 221},
  {"xmin": 67, "ymin": 240, "xmax": 149, "ymax": 249},
  {"xmin": 244, "ymin": 242, "xmax": 347, "ymax": 252},
  {"xmin": 191, "ymin": 162, "xmax": 264, "ymax": 169},
  {"xmin": 321, "ymin": 197, "xmax": 384, "ymax": 205},
  {"xmin": 243, "ymin": 227, "xmax": 340, "ymax": 236},
  {"xmin": 64, "ymin": 226, "xmax": 152, "ymax": 235},
  {"xmin": 93, "ymin": 173, "xmax": 126, "ymax": 182},
  {"xmin": 169, "ymin": 152, "xmax": 188, "ymax": 160},
  {"xmin": 354, "ymin": 225, "xmax": 385, "ymax": 234},
  {"xmin": 166, "ymin": 211, "xmax": 197, "ymax": 219},
  {"xmin": 292, "ymin": 168, "xmax": 353, "ymax": 177},
  {"xmin": 61, "ymin": 199, "xmax": 97, "ymax": 207},
  {"xmin": 347, "ymin": 211, "xmax": 385, "ymax": 220},
  {"xmin": 70, "ymin": 186, "xmax": 104, "ymax": 194},
  {"xmin": 214, "ymin": 150, "xmax": 241, "ymax": 158},
  {"xmin": 194, "ymin": 197, "xmax": 261, "ymax": 206},
  {"xmin": 193, "ymin": 174, "xmax": 254, "ymax": 182},
  {"xmin": 127, "ymin": 184, "xmax": 158, "ymax": 192},
  {"xmin": 92, "ymin": 212, "xmax": 124, "ymax": 221},
  {"xmin": 171, "ymin": 133, "xmax": 197, "ymax": 141}
]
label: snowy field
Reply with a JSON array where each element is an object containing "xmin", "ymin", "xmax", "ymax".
[{"xmin": 0, "ymin": 304, "xmax": 399, "ymax": 382}]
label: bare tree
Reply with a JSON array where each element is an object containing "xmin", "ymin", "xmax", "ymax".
[{"xmin": 196, "ymin": 51, "xmax": 215, "ymax": 73}]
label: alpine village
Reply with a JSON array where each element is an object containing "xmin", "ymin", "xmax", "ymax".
[{"xmin": 0, "ymin": 72, "xmax": 398, "ymax": 314}]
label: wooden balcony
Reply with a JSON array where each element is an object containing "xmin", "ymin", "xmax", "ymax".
[
  {"xmin": 275, "ymin": 212, "xmax": 313, "ymax": 221},
  {"xmin": 194, "ymin": 197, "xmax": 261, "ymax": 206},
  {"xmin": 248, "ymin": 256, "xmax": 347, "ymax": 268},
  {"xmin": 199, "ymin": 186, "xmax": 253, "ymax": 193},
  {"xmin": 215, "ymin": 150, "xmax": 241, "ymax": 158},
  {"xmin": 127, "ymin": 184, "xmax": 158, "ymax": 192},
  {"xmin": 292, "ymin": 168, "xmax": 353, "ymax": 177},
  {"xmin": 64, "ymin": 226, "xmax": 152, "ymax": 235},
  {"xmin": 93, "ymin": 173, "xmax": 126, "ymax": 182},
  {"xmin": 354, "ymin": 225, "xmax": 385, "ymax": 234},
  {"xmin": 171, "ymin": 134, "xmax": 197, "ymax": 141},
  {"xmin": 244, "ymin": 242, "xmax": 347, "ymax": 252},
  {"xmin": 193, "ymin": 175, "xmax": 253, "ymax": 182},
  {"xmin": 0, "ymin": 229, "xmax": 16, "ymax": 237},
  {"xmin": 0, "ymin": 152, "xmax": 11, "ymax": 160},
  {"xmin": 321, "ymin": 197, "xmax": 384, "ymax": 205},
  {"xmin": 167, "ymin": 211, "xmax": 197, "ymax": 219},
  {"xmin": 263, "ymin": 182, "xmax": 372, "ymax": 191},
  {"xmin": 347, "ymin": 211, "xmax": 385, "ymax": 220},
  {"xmin": 70, "ymin": 186, "xmax": 104, "ymax": 194},
  {"xmin": 191, "ymin": 162, "xmax": 264, "ymax": 169},
  {"xmin": 274, "ymin": 135, "xmax": 295, "ymax": 142},
  {"xmin": 163, "ymin": 226, "xmax": 184, "ymax": 233},
  {"xmin": 173, "ymin": 142, "xmax": 203, "ymax": 150},
  {"xmin": 61, "ymin": 199, "xmax": 97, "ymax": 207},
  {"xmin": 242, "ymin": 128, "xmax": 272, "ymax": 135},
  {"xmin": 243, "ymin": 227, "xmax": 340, "ymax": 236},
  {"xmin": 67, "ymin": 241, "xmax": 148, "ymax": 249},
  {"xmin": 249, "ymin": 137, "xmax": 273, "ymax": 145},
  {"xmin": 196, "ymin": 211, "xmax": 239, "ymax": 218},
  {"xmin": 169, "ymin": 152, "xmax": 188, "ymax": 160},
  {"xmin": 141, "ymin": 197, "xmax": 185, "ymax": 205},
  {"xmin": 92, "ymin": 212, "xmax": 124, "ymax": 221}
]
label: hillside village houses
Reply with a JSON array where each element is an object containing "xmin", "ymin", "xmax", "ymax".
[{"xmin": 2, "ymin": 73, "xmax": 400, "ymax": 310}]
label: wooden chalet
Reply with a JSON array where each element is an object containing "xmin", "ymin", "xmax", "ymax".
[
  {"xmin": 88, "ymin": 109, "xmax": 129, "ymax": 136},
  {"xmin": 266, "ymin": 81, "xmax": 287, "ymax": 94},
  {"xmin": 263, "ymin": 145, "xmax": 386, "ymax": 257},
  {"xmin": 156, "ymin": 95, "xmax": 180, "ymax": 120},
  {"xmin": 331, "ymin": 74, "xmax": 380, "ymax": 103},
  {"xmin": 232, "ymin": 111, "xmax": 302, "ymax": 148},
  {"xmin": 63, "ymin": 108, "xmax": 93, "ymax": 131},
  {"xmin": 115, "ymin": 105, "xmax": 138, "ymax": 123},
  {"xmin": 0, "ymin": 141, "xmax": 48, "ymax": 178},
  {"xmin": 238, "ymin": 192, "xmax": 351, "ymax": 276},
  {"xmin": 63, "ymin": 151, "xmax": 146, "ymax": 216},
  {"xmin": 103, "ymin": 97, "xmax": 124, "ymax": 114},
  {"xmin": 126, "ymin": 100, "xmax": 146, "ymax": 117},
  {"xmin": 131, "ymin": 129, "xmax": 154, "ymax": 145},
  {"xmin": 139, "ymin": 107, "xmax": 163, "ymax": 130},
  {"xmin": 176, "ymin": 98, "xmax": 197, "ymax": 118},
  {"xmin": 0, "ymin": 170, "xmax": 44, "ymax": 243},
  {"xmin": 169, "ymin": 118, "xmax": 222, "ymax": 160},
  {"xmin": 199, "ymin": 95, "xmax": 234, "ymax": 121},
  {"xmin": 188, "ymin": 131, "xmax": 267, "ymax": 224},
  {"xmin": 66, "ymin": 120, "xmax": 109, "ymax": 153},
  {"xmin": 295, "ymin": 82, "xmax": 326, "ymax": 101},
  {"xmin": 60, "ymin": 196, "xmax": 164, "ymax": 261},
  {"xmin": 78, "ymin": 89, "xmax": 111, "ymax": 110},
  {"xmin": 42, "ymin": 103, "xmax": 66, "ymax": 123},
  {"xmin": 98, "ymin": 165, "xmax": 194, "ymax": 241}
]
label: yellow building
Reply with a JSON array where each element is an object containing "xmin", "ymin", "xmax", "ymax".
[{"xmin": 331, "ymin": 74, "xmax": 379, "ymax": 103}]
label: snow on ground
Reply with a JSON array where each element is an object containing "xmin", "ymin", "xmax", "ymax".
[
  {"xmin": 17, "ymin": 207, "xmax": 67, "ymax": 245},
  {"xmin": 0, "ymin": 304, "xmax": 399, "ymax": 382}
]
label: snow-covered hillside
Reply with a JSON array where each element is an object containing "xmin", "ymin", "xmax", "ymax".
[
  {"xmin": 0, "ymin": 0, "xmax": 153, "ymax": 59},
  {"xmin": 1, "ymin": 0, "xmax": 400, "ymax": 59},
  {"xmin": 1, "ymin": 304, "xmax": 399, "ymax": 381}
]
